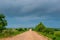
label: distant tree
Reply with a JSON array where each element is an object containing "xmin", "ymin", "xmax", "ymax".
[
  {"xmin": 24, "ymin": 28, "xmax": 28, "ymax": 31},
  {"xmin": 0, "ymin": 14, "xmax": 7, "ymax": 32},
  {"xmin": 35, "ymin": 22, "xmax": 46, "ymax": 32},
  {"xmin": 17, "ymin": 28, "xmax": 24, "ymax": 31}
]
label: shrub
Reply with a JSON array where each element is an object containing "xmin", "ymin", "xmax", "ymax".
[
  {"xmin": 52, "ymin": 36, "xmax": 56, "ymax": 40},
  {"xmin": 44, "ymin": 28, "xmax": 54, "ymax": 34},
  {"xmin": 16, "ymin": 28, "xmax": 25, "ymax": 31},
  {"xmin": 55, "ymin": 31, "xmax": 60, "ymax": 37}
]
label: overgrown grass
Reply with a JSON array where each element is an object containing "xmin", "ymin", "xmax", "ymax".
[
  {"xmin": 0, "ymin": 31, "xmax": 20, "ymax": 38},
  {"xmin": 38, "ymin": 31, "xmax": 60, "ymax": 40},
  {"xmin": 0, "ymin": 28, "xmax": 26, "ymax": 38},
  {"xmin": 54, "ymin": 31, "xmax": 60, "ymax": 40},
  {"xmin": 54, "ymin": 31, "xmax": 60, "ymax": 37}
]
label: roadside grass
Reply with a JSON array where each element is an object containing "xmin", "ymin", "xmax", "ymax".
[
  {"xmin": 0, "ymin": 31, "xmax": 20, "ymax": 38},
  {"xmin": 54, "ymin": 31, "xmax": 60, "ymax": 40},
  {"xmin": 55, "ymin": 37, "xmax": 60, "ymax": 40},
  {"xmin": 38, "ymin": 32, "xmax": 53, "ymax": 40},
  {"xmin": 38, "ymin": 31, "xmax": 60, "ymax": 40},
  {"xmin": 54, "ymin": 31, "xmax": 60, "ymax": 37},
  {"xmin": 0, "ymin": 28, "xmax": 26, "ymax": 38}
]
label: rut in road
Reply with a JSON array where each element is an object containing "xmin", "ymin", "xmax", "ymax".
[{"xmin": 0, "ymin": 30, "xmax": 51, "ymax": 40}]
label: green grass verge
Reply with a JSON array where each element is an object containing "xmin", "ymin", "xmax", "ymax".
[
  {"xmin": 0, "ymin": 31, "xmax": 24, "ymax": 38},
  {"xmin": 38, "ymin": 32, "xmax": 60, "ymax": 40}
]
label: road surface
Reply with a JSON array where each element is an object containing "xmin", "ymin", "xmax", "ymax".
[{"xmin": 0, "ymin": 30, "xmax": 51, "ymax": 40}]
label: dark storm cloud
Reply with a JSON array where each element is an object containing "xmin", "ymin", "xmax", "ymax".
[
  {"xmin": 0, "ymin": 0, "xmax": 60, "ymax": 28},
  {"xmin": 0, "ymin": 0, "xmax": 60, "ymax": 18}
]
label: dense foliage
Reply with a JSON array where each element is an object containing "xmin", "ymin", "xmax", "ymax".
[
  {"xmin": 35, "ymin": 22, "xmax": 60, "ymax": 40},
  {"xmin": 0, "ymin": 14, "xmax": 7, "ymax": 32},
  {"xmin": 16, "ymin": 28, "xmax": 28, "ymax": 31},
  {"xmin": 35, "ymin": 22, "xmax": 46, "ymax": 32}
]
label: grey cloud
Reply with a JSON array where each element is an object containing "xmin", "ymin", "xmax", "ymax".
[{"xmin": 0, "ymin": 0, "xmax": 60, "ymax": 18}]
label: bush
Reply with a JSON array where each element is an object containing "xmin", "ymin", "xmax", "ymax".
[
  {"xmin": 44, "ymin": 28, "xmax": 54, "ymax": 34},
  {"xmin": 52, "ymin": 36, "xmax": 56, "ymax": 40},
  {"xmin": 55, "ymin": 31, "xmax": 60, "ymax": 37},
  {"xmin": 0, "ymin": 29, "xmax": 21, "ymax": 38},
  {"xmin": 2, "ymin": 29, "xmax": 15, "ymax": 37},
  {"xmin": 23, "ymin": 28, "xmax": 28, "ymax": 31},
  {"xmin": 16, "ymin": 28, "xmax": 24, "ymax": 31}
]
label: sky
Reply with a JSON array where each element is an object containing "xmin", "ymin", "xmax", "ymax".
[{"xmin": 0, "ymin": 0, "xmax": 60, "ymax": 28}]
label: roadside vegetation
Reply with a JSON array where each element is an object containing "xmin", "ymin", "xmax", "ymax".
[
  {"xmin": 0, "ymin": 14, "xmax": 60, "ymax": 40},
  {"xmin": 0, "ymin": 28, "xmax": 28, "ymax": 38},
  {"xmin": 34, "ymin": 22, "xmax": 60, "ymax": 40},
  {"xmin": 0, "ymin": 14, "xmax": 28, "ymax": 38}
]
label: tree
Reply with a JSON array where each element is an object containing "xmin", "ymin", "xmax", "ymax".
[
  {"xmin": 35, "ymin": 22, "xmax": 46, "ymax": 32},
  {"xmin": 24, "ymin": 28, "xmax": 28, "ymax": 31},
  {"xmin": 17, "ymin": 28, "xmax": 24, "ymax": 31},
  {"xmin": 0, "ymin": 14, "xmax": 7, "ymax": 32}
]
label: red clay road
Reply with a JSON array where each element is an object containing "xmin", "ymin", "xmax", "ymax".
[{"xmin": 0, "ymin": 30, "xmax": 51, "ymax": 40}]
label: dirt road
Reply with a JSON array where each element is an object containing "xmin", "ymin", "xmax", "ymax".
[{"xmin": 0, "ymin": 30, "xmax": 51, "ymax": 40}]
